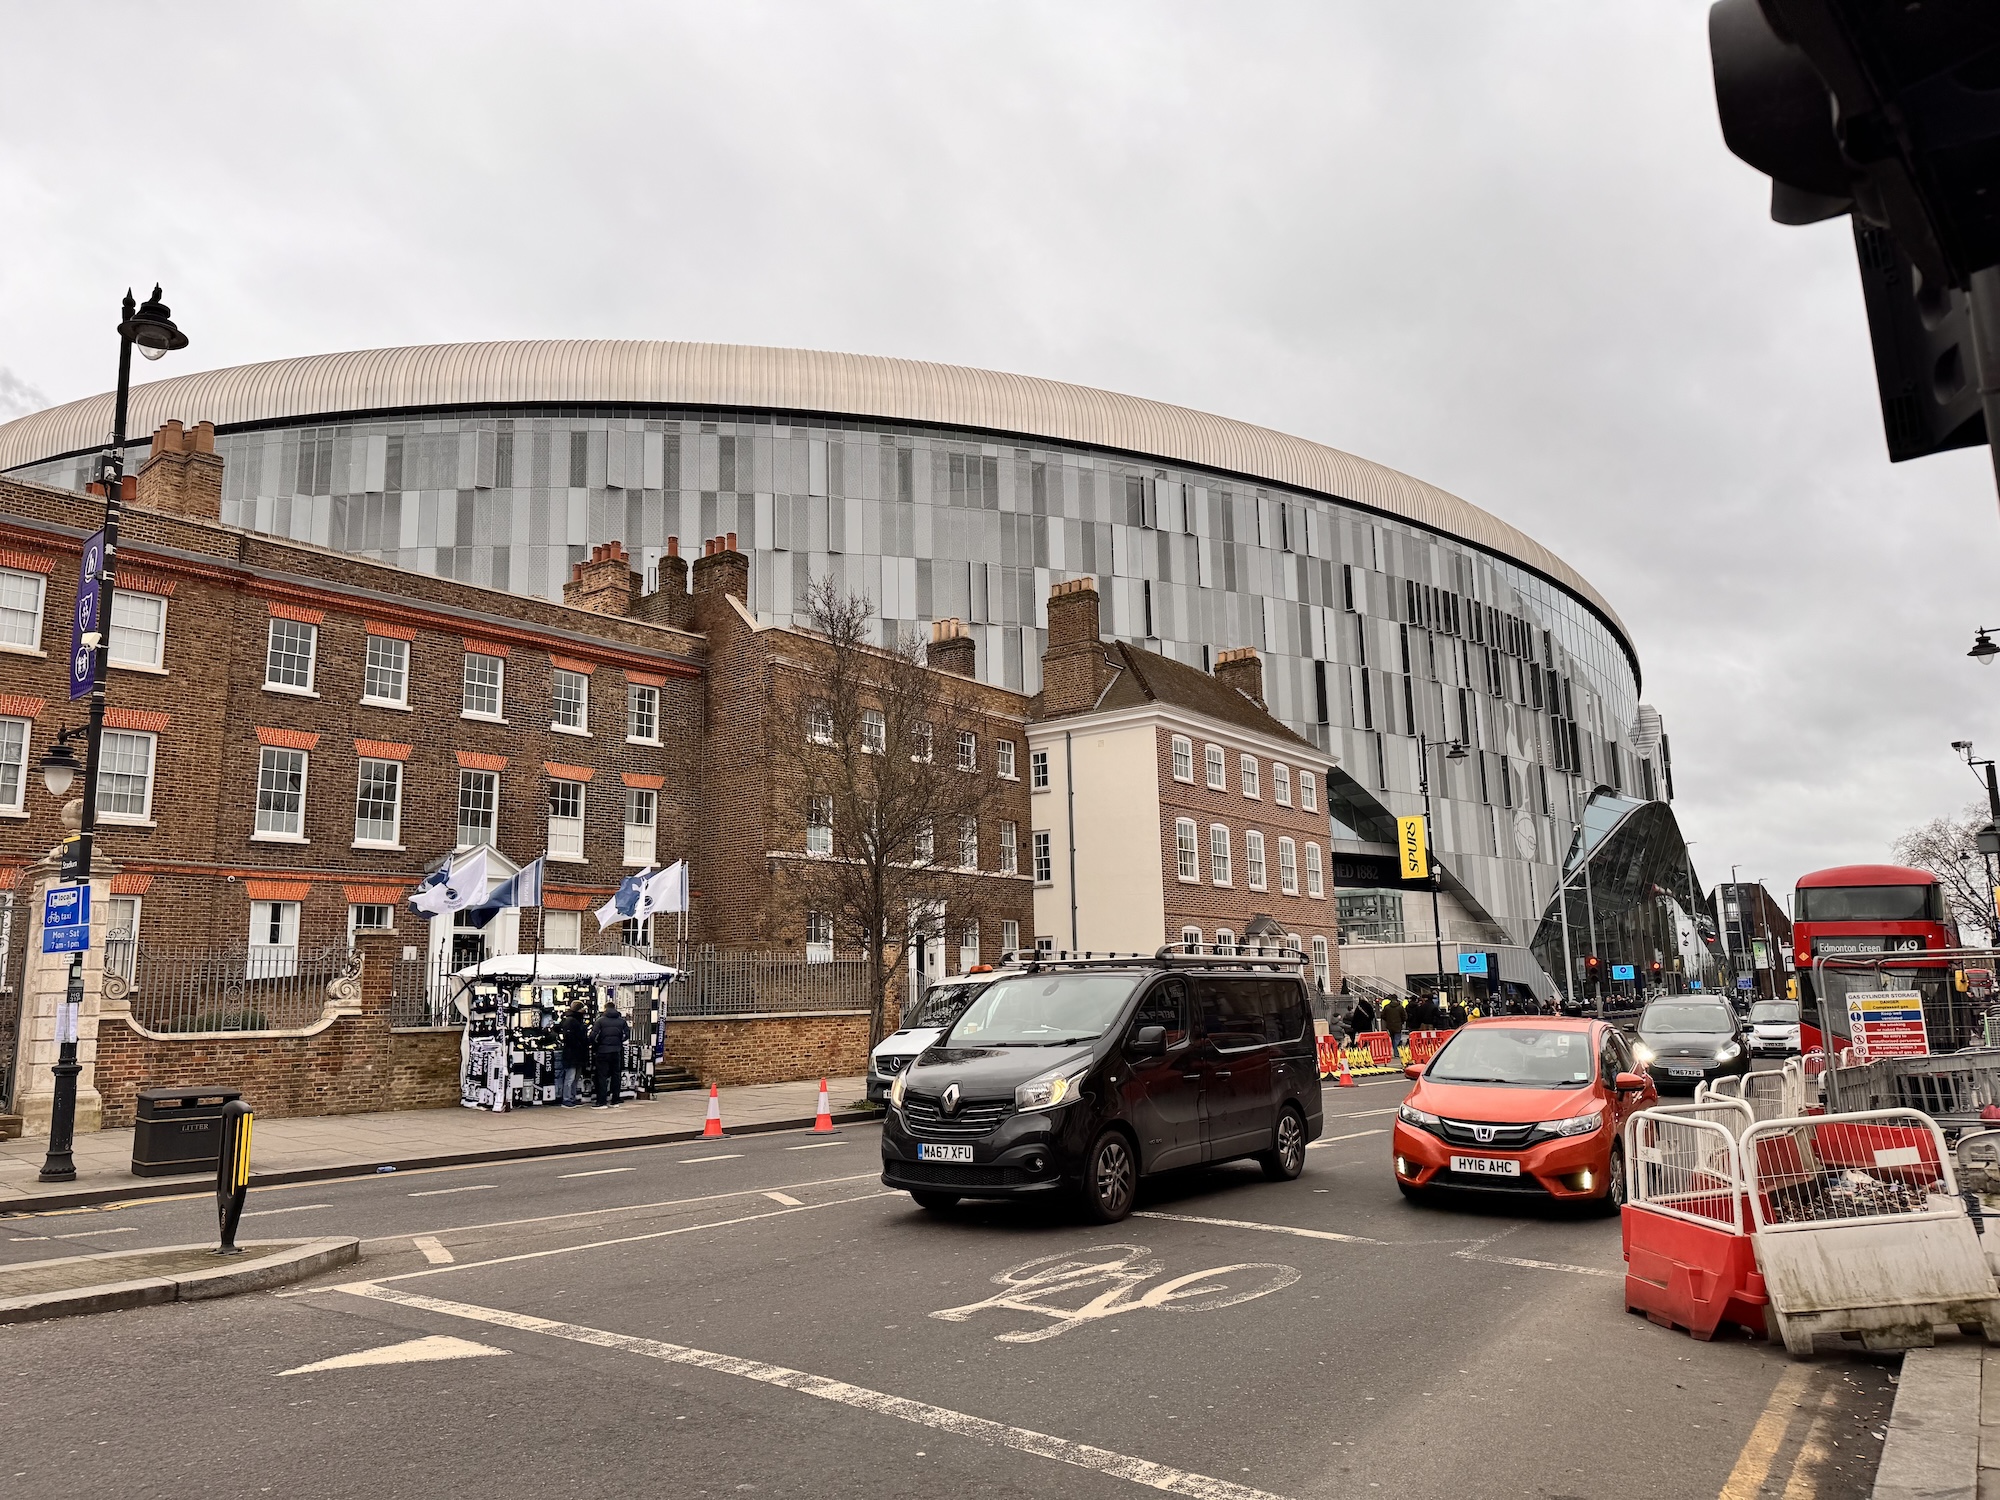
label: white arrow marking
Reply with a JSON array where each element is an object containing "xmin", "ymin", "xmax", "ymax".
[{"xmin": 278, "ymin": 1335, "xmax": 506, "ymax": 1376}]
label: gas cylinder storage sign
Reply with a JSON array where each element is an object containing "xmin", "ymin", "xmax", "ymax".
[{"xmin": 1846, "ymin": 989, "xmax": 1929, "ymax": 1061}]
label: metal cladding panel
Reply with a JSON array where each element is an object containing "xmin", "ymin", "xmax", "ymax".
[{"xmin": 0, "ymin": 338, "xmax": 1624, "ymax": 639}]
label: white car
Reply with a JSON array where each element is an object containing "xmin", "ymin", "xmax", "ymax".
[
  {"xmin": 866, "ymin": 972, "xmax": 1004, "ymax": 1102},
  {"xmin": 1746, "ymin": 998, "xmax": 1802, "ymax": 1057}
]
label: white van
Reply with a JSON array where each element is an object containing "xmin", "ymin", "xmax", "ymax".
[{"xmin": 866, "ymin": 971, "xmax": 1006, "ymax": 1103}]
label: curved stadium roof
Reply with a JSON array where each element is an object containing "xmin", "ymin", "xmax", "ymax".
[{"xmin": 0, "ymin": 339, "xmax": 1629, "ymax": 650}]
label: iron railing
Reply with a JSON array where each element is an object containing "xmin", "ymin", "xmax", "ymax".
[
  {"xmin": 392, "ymin": 956, "xmax": 460, "ymax": 1029},
  {"xmin": 111, "ymin": 938, "xmax": 361, "ymax": 1034}
]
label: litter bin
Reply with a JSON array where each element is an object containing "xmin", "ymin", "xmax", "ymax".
[{"xmin": 131, "ymin": 1086, "xmax": 242, "ymax": 1177}]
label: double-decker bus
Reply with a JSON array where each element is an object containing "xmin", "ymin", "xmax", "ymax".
[{"xmin": 1792, "ymin": 863, "xmax": 1965, "ymax": 1053}]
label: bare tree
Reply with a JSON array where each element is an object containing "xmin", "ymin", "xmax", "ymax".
[
  {"xmin": 1893, "ymin": 800, "xmax": 1997, "ymax": 944},
  {"xmin": 771, "ymin": 575, "xmax": 1018, "ymax": 1051}
]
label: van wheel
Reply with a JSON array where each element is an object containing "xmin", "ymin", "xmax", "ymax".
[
  {"xmin": 1078, "ymin": 1130, "xmax": 1138, "ymax": 1224},
  {"xmin": 1259, "ymin": 1105, "xmax": 1307, "ymax": 1181},
  {"xmin": 910, "ymin": 1191, "xmax": 959, "ymax": 1212}
]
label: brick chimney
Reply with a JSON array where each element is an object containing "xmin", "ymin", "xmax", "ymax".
[
  {"xmin": 1215, "ymin": 646, "xmax": 1265, "ymax": 708},
  {"xmin": 1039, "ymin": 578, "xmax": 1118, "ymax": 716},
  {"xmin": 135, "ymin": 420, "xmax": 223, "ymax": 521},
  {"xmin": 928, "ymin": 617, "xmax": 976, "ymax": 678},
  {"xmin": 690, "ymin": 532, "xmax": 749, "ymax": 633},
  {"xmin": 564, "ymin": 540, "xmax": 637, "ymax": 617},
  {"xmin": 630, "ymin": 535, "xmax": 692, "ymax": 631}
]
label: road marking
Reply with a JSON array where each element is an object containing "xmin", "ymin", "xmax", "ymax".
[
  {"xmin": 1134, "ymin": 1211, "xmax": 1387, "ymax": 1246},
  {"xmin": 50, "ymin": 1226, "xmax": 137, "ymax": 1239},
  {"xmin": 1306, "ymin": 1129, "xmax": 1386, "ymax": 1149},
  {"xmin": 337, "ymin": 1282, "xmax": 1295, "ymax": 1500},
  {"xmin": 243, "ymin": 1203, "xmax": 333, "ymax": 1218},
  {"xmin": 1324, "ymin": 1108, "xmax": 1399, "ymax": 1119},
  {"xmin": 933, "ymin": 1244, "xmax": 1300, "ymax": 1344},
  {"xmin": 678, "ymin": 1154, "xmax": 743, "ymax": 1163},
  {"xmin": 1717, "ymin": 1365, "xmax": 1815, "ymax": 1500},
  {"xmin": 363, "ymin": 1190, "xmax": 898, "ymax": 1284},
  {"xmin": 786, "ymin": 1142, "xmax": 843, "ymax": 1150},
  {"xmin": 558, "ymin": 1168, "xmax": 635, "ymax": 1179},
  {"xmin": 279, "ymin": 1334, "xmax": 506, "ymax": 1376},
  {"xmin": 409, "ymin": 1185, "xmax": 497, "ymax": 1197},
  {"xmin": 764, "ymin": 1192, "xmax": 804, "ymax": 1206},
  {"xmin": 1452, "ymin": 1249, "xmax": 1617, "ymax": 1279},
  {"xmin": 1781, "ymin": 1383, "xmax": 1843, "ymax": 1500},
  {"xmin": 412, "ymin": 1236, "xmax": 454, "ymax": 1265}
]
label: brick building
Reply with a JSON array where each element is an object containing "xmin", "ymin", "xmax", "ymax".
[{"xmin": 1027, "ymin": 579, "xmax": 1342, "ymax": 992}]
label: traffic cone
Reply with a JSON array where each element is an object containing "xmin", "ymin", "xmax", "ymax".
[
  {"xmin": 702, "ymin": 1084, "xmax": 725, "ymax": 1138},
  {"xmin": 1337, "ymin": 1048, "xmax": 1357, "ymax": 1088},
  {"xmin": 812, "ymin": 1078, "xmax": 835, "ymax": 1133}
]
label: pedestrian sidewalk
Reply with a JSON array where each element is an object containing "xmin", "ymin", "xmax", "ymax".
[
  {"xmin": 1871, "ymin": 1343, "xmax": 1996, "ymax": 1500},
  {"xmin": 0, "ymin": 1075, "xmax": 869, "ymax": 1213}
]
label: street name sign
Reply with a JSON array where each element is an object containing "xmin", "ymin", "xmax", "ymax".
[{"xmin": 42, "ymin": 883, "xmax": 89, "ymax": 954}]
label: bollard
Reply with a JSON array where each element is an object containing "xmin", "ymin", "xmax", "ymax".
[{"xmin": 215, "ymin": 1100, "xmax": 252, "ymax": 1255}]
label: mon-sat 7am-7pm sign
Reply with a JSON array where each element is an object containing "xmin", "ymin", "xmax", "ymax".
[
  {"xmin": 1847, "ymin": 990, "xmax": 1930, "ymax": 1061},
  {"xmin": 42, "ymin": 883, "xmax": 90, "ymax": 954}
]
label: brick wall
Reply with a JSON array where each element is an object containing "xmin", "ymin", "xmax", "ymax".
[{"xmin": 662, "ymin": 1012, "xmax": 871, "ymax": 1087}]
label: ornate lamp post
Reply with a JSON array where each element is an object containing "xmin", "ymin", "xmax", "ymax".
[{"xmin": 1414, "ymin": 733, "xmax": 1468, "ymax": 1008}]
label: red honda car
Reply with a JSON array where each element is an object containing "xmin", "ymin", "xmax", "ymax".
[{"xmin": 1392, "ymin": 1016, "xmax": 1656, "ymax": 1210}]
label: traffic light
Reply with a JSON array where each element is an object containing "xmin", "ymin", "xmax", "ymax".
[
  {"xmin": 1584, "ymin": 954, "xmax": 1602, "ymax": 982},
  {"xmin": 1649, "ymin": 960, "xmax": 1664, "ymax": 978},
  {"xmin": 1786, "ymin": 977, "xmax": 1800, "ymax": 1001},
  {"xmin": 1708, "ymin": 0, "xmax": 2000, "ymax": 472}
]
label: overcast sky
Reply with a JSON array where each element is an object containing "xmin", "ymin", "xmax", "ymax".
[{"xmin": 3, "ymin": 1, "xmax": 1996, "ymax": 907}]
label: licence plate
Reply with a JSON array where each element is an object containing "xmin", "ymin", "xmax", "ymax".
[
  {"xmin": 1450, "ymin": 1155, "xmax": 1520, "ymax": 1177},
  {"xmin": 918, "ymin": 1143, "xmax": 974, "ymax": 1163},
  {"xmin": 1668, "ymin": 1066, "xmax": 1703, "ymax": 1078}
]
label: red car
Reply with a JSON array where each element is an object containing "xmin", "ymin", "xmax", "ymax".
[{"xmin": 1392, "ymin": 1016, "xmax": 1656, "ymax": 1210}]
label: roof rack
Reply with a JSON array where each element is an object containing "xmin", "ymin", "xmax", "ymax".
[{"xmin": 995, "ymin": 945, "xmax": 1308, "ymax": 975}]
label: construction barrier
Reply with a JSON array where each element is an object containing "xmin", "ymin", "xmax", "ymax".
[
  {"xmin": 1622, "ymin": 1106, "xmax": 1768, "ymax": 1342},
  {"xmin": 1316, "ymin": 1033, "xmax": 1397, "ymax": 1080},
  {"xmin": 1407, "ymin": 1030, "xmax": 1451, "ymax": 1066},
  {"xmin": 1354, "ymin": 1031, "xmax": 1394, "ymax": 1068}
]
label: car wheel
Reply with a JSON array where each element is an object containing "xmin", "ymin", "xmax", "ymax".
[
  {"xmin": 1259, "ymin": 1105, "xmax": 1307, "ymax": 1181},
  {"xmin": 1598, "ymin": 1143, "xmax": 1626, "ymax": 1216},
  {"xmin": 910, "ymin": 1191, "xmax": 959, "ymax": 1212},
  {"xmin": 1077, "ymin": 1129, "xmax": 1138, "ymax": 1224}
]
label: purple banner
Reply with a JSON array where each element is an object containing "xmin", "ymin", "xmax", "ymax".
[{"xmin": 68, "ymin": 528, "xmax": 103, "ymax": 701}]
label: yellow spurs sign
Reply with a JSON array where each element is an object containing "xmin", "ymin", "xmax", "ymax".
[{"xmin": 1398, "ymin": 815, "xmax": 1428, "ymax": 881}]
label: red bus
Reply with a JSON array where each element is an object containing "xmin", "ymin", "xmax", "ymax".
[{"xmin": 1792, "ymin": 863, "xmax": 1965, "ymax": 1054}]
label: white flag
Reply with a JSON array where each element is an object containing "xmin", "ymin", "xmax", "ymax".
[
  {"xmin": 636, "ymin": 860, "xmax": 686, "ymax": 921},
  {"xmin": 596, "ymin": 865, "xmax": 655, "ymax": 931},
  {"xmin": 411, "ymin": 847, "xmax": 490, "ymax": 918}
]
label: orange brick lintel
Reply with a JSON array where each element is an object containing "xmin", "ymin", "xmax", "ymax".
[
  {"xmin": 544, "ymin": 762, "xmax": 594, "ymax": 782},
  {"xmin": 111, "ymin": 873, "xmax": 154, "ymax": 895},
  {"xmin": 0, "ymin": 694, "xmax": 45, "ymax": 719},
  {"xmin": 543, "ymin": 889, "xmax": 607, "ymax": 912},
  {"xmin": 344, "ymin": 883, "xmax": 408, "ymax": 905},
  {"xmin": 255, "ymin": 726, "xmax": 321, "ymax": 751},
  {"xmin": 0, "ymin": 548, "xmax": 56, "ymax": 575},
  {"xmin": 455, "ymin": 750, "xmax": 508, "ymax": 772},
  {"xmin": 625, "ymin": 670, "xmax": 666, "ymax": 687},
  {"xmin": 462, "ymin": 638, "xmax": 511, "ymax": 658},
  {"xmin": 120, "ymin": 566, "xmax": 179, "ymax": 597},
  {"xmin": 549, "ymin": 655, "xmax": 596, "ymax": 674},
  {"xmin": 621, "ymin": 772, "xmax": 666, "ymax": 789},
  {"xmin": 105, "ymin": 707, "xmax": 169, "ymax": 733},
  {"xmin": 355, "ymin": 738, "xmax": 413, "ymax": 761},
  {"xmin": 268, "ymin": 601, "xmax": 325, "ymax": 625},
  {"xmin": 363, "ymin": 618, "xmax": 418, "ymax": 641},
  {"xmin": 245, "ymin": 879, "xmax": 311, "ymax": 901}
]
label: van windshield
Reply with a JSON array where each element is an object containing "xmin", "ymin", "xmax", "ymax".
[
  {"xmin": 1427, "ymin": 1027, "xmax": 1594, "ymax": 1088},
  {"xmin": 916, "ymin": 982, "xmax": 987, "ymax": 1028},
  {"xmin": 944, "ymin": 973, "xmax": 1141, "ymax": 1046}
]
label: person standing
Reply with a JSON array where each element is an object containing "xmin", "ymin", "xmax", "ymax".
[
  {"xmin": 1381, "ymin": 994, "xmax": 1407, "ymax": 1054},
  {"xmin": 588, "ymin": 1000, "xmax": 632, "ymax": 1108},
  {"xmin": 556, "ymin": 1000, "xmax": 590, "ymax": 1107}
]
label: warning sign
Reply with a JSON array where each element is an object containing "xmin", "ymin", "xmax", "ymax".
[{"xmin": 1847, "ymin": 989, "xmax": 1929, "ymax": 1061}]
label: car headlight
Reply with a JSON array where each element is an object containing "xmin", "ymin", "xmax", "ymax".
[
  {"xmin": 1534, "ymin": 1109, "xmax": 1604, "ymax": 1140},
  {"xmin": 1398, "ymin": 1101, "xmax": 1441, "ymax": 1129},
  {"xmin": 1016, "ymin": 1063, "xmax": 1088, "ymax": 1112},
  {"xmin": 1715, "ymin": 1042, "xmax": 1741, "ymax": 1062},
  {"xmin": 889, "ymin": 1070, "xmax": 908, "ymax": 1109},
  {"xmin": 1631, "ymin": 1043, "xmax": 1655, "ymax": 1066}
]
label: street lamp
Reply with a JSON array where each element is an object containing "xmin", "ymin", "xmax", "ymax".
[
  {"xmin": 1955, "ymin": 741, "xmax": 2000, "ymax": 950},
  {"xmin": 1971, "ymin": 629, "xmax": 2000, "ymax": 667},
  {"xmin": 1414, "ymin": 734, "xmax": 1469, "ymax": 1012},
  {"xmin": 37, "ymin": 286, "xmax": 187, "ymax": 1184}
]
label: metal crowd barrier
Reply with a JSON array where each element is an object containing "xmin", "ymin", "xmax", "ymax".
[
  {"xmin": 1830, "ymin": 1049, "xmax": 2000, "ymax": 1130},
  {"xmin": 1625, "ymin": 1108, "xmax": 1748, "ymax": 1233}
]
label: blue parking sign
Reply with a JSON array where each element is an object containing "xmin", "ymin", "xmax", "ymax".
[
  {"xmin": 1736, "ymin": 975, "xmax": 1754, "ymax": 991},
  {"xmin": 1457, "ymin": 952, "xmax": 1488, "ymax": 976},
  {"xmin": 42, "ymin": 883, "xmax": 89, "ymax": 954},
  {"xmin": 1611, "ymin": 963, "xmax": 1636, "ymax": 981}
]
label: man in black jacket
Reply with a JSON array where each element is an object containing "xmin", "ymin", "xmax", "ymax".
[
  {"xmin": 588, "ymin": 1002, "xmax": 632, "ymax": 1108},
  {"xmin": 556, "ymin": 1001, "xmax": 590, "ymax": 1107}
]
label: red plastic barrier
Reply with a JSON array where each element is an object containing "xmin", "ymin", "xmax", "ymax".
[
  {"xmin": 1355, "ymin": 1031, "xmax": 1393, "ymax": 1067},
  {"xmin": 1315, "ymin": 1035, "xmax": 1340, "ymax": 1076},
  {"xmin": 1621, "ymin": 1204, "xmax": 1768, "ymax": 1342},
  {"xmin": 1809, "ymin": 1119, "xmax": 1942, "ymax": 1184},
  {"xmin": 1407, "ymin": 1030, "xmax": 1449, "ymax": 1065}
]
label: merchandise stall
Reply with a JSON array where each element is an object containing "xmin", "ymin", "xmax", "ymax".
[{"xmin": 453, "ymin": 955, "xmax": 680, "ymax": 1111}]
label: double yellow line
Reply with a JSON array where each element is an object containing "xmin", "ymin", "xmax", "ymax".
[{"xmin": 1717, "ymin": 1365, "xmax": 1835, "ymax": 1500}]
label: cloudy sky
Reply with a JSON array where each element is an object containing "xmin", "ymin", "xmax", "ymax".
[{"xmin": 3, "ymin": 2, "xmax": 1995, "ymax": 905}]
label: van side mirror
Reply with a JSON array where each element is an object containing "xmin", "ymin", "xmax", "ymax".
[{"xmin": 1129, "ymin": 1025, "xmax": 1167, "ymax": 1057}]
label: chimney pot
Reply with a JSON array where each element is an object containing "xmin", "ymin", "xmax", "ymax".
[
  {"xmin": 667, "ymin": 535, "xmax": 679, "ymax": 558},
  {"xmin": 725, "ymin": 531, "xmax": 737, "ymax": 552}
]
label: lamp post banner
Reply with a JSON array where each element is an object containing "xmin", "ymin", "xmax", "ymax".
[
  {"xmin": 68, "ymin": 528, "xmax": 103, "ymax": 701},
  {"xmin": 1398, "ymin": 816, "xmax": 1428, "ymax": 881}
]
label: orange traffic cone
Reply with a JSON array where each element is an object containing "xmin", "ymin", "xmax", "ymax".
[
  {"xmin": 702, "ymin": 1084, "xmax": 725, "ymax": 1138},
  {"xmin": 1337, "ymin": 1048, "xmax": 1357, "ymax": 1088},
  {"xmin": 812, "ymin": 1078, "xmax": 835, "ymax": 1133}
]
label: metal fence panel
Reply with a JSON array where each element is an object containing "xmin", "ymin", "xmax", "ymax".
[
  {"xmin": 1625, "ymin": 1109, "xmax": 1745, "ymax": 1232},
  {"xmin": 113, "ymin": 942, "xmax": 360, "ymax": 1034},
  {"xmin": 1744, "ymin": 1109, "xmax": 1957, "ymax": 1231},
  {"xmin": 392, "ymin": 957, "xmax": 460, "ymax": 1028}
]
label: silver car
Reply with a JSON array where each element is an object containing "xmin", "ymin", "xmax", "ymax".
[{"xmin": 1746, "ymin": 998, "xmax": 1802, "ymax": 1057}]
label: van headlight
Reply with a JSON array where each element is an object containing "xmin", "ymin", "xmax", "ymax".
[
  {"xmin": 889, "ymin": 1071, "xmax": 908, "ymax": 1110},
  {"xmin": 1016, "ymin": 1063, "xmax": 1089, "ymax": 1112},
  {"xmin": 1533, "ymin": 1109, "xmax": 1604, "ymax": 1140}
]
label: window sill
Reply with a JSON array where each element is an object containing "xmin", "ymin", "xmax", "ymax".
[
  {"xmin": 1211, "ymin": 881, "xmax": 1233, "ymax": 889},
  {"xmin": 997, "ymin": 772, "xmax": 1018, "ymax": 782},
  {"xmin": 0, "ymin": 643, "xmax": 47, "ymax": 659},
  {"xmin": 263, "ymin": 683, "xmax": 320, "ymax": 699},
  {"xmin": 461, "ymin": 711, "xmax": 507, "ymax": 725},
  {"xmin": 360, "ymin": 697, "xmax": 411, "ymax": 713},
  {"xmin": 352, "ymin": 840, "xmax": 406, "ymax": 852},
  {"xmin": 100, "ymin": 816, "xmax": 156, "ymax": 828},
  {"xmin": 626, "ymin": 736, "xmax": 662, "ymax": 748},
  {"xmin": 1177, "ymin": 876, "xmax": 1201, "ymax": 885},
  {"xmin": 546, "ymin": 853, "xmax": 588, "ymax": 865},
  {"xmin": 549, "ymin": 724, "xmax": 591, "ymax": 739},
  {"xmin": 111, "ymin": 661, "xmax": 167, "ymax": 676},
  {"xmin": 623, "ymin": 857, "xmax": 657, "ymax": 868},
  {"xmin": 1171, "ymin": 774, "xmax": 1194, "ymax": 785},
  {"xmin": 1031, "ymin": 784, "xmax": 1050, "ymax": 794},
  {"xmin": 0, "ymin": 809, "xmax": 25, "ymax": 820},
  {"xmin": 1247, "ymin": 885, "xmax": 1268, "ymax": 895},
  {"xmin": 251, "ymin": 832, "xmax": 310, "ymax": 844}
]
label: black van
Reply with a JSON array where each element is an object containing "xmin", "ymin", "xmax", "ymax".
[{"xmin": 879, "ymin": 951, "xmax": 1325, "ymax": 1223}]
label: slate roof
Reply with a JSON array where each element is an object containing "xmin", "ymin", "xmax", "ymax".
[{"xmin": 1034, "ymin": 640, "xmax": 1325, "ymax": 757}]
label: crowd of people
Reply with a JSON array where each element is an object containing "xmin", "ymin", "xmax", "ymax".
[{"xmin": 1336, "ymin": 984, "xmax": 1566, "ymax": 1051}]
